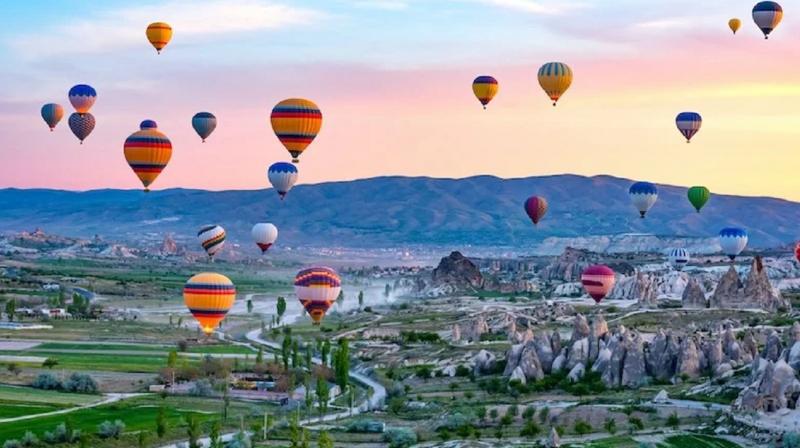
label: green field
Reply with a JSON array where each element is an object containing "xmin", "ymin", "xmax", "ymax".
[
  {"xmin": 0, "ymin": 402, "xmax": 60, "ymax": 419},
  {"xmin": 566, "ymin": 434, "xmax": 741, "ymax": 448},
  {"xmin": 0, "ymin": 384, "xmax": 100, "ymax": 406},
  {"xmin": 33, "ymin": 342, "xmax": 254, "ymax": 355}
]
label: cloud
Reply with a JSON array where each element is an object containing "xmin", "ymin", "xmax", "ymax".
[
  {"xmin": 469, "ymin": 0, "xmax": 586, "ymax": 15},
  {"xmin": 9, "ymin": 0, "xmax": 325, "ymax": 57},
  {"xmin": 350, "ymin": 0, "xmax": 409, "ymax": 10}
]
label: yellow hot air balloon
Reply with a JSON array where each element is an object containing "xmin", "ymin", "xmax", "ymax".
[
  {"xmin": 728, "ymin": 18, "xmax": 741, "ymax": 34},
  {"xmin": 183, "ymin": 272, "xmax": 236, "ymax": 335},
  {"xmin": 146, "ymin": 22, "xmax": 172, "ymax": 54},
  {"xmin": 472, "ymin": 76, "xmax": 499, "ymax": 109},
  {"xmin": 537, "ymin": 62, "xmax": 573, "ymax": 106},
  {"xmin": 270, "ymin": 99, "xmax": 322, "ymax": 163},
  {"xmin": 123, "ymin": 120, "xmax": 172, "ymax": 192}
]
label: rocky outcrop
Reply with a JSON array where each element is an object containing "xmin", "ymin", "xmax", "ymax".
[
  {"xmin": 451, "ymin": 324, "xmax": 461, "ymax": 342},
  {"xmin": 735, "ymin": 358, "xmax": 800, "ymax": 412},
  {"xmin": 568, "ymin": 363, "xmax": 585, "ymax": 382},
  {"xmin": 518, "ymin": 344, "xmax": 545, "ymax": 381},
  {"xmin": 471, "ymin": 350, "xmax": 496, "ymax": 374},
  {"xmin": 539, "ymin": 247, "xmax": 595, "ymax": 282},
  {"xmin": 621, "ymin": 333, "xmax": 646, "ymax": 388},
  {"xmin": 632, "ymin": 272, "xmax": 658, "ymax": 308},
  {"xmin": 430, "ymin": 251, "xmax": 483, "ymax": 291},
  {"xmin": 570, "ymin": 314, "xmax": 590, "ymax": 343},
  {"xmin": 161, "ymin": 234, "xmax": 178, "ymax": 255},
  {"xmin": 710, "ymin": 258, "xmax": 790, "ymax": 312},
  {"xmin": 682, "ymin": 278, "xmax": 706, "ymax": 308},
  {"xmin": 645, "ymin": 330, "xmax": 680, "ymax": 381},
  {"xmin": 676, "ymin": 337, "xmax": 702, "ymax": 380},
  {"xmin": 763, "ymin": 330, "xmax": 782, "ymax": 363},
  {"xmin": 548, "ymin": 427, "xmax": 561, "ymax": 448}
]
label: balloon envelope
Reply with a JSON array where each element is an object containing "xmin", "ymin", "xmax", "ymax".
[
  {"xmin": 251, "ymin": 223, "xmax": 278, "ymax": 253},
  {"xmin": 294, "ymin": 267, "xmax": 341, "ymax": 325},
  {"xmin": 41, "ymin": 103, "xmax": 64, "ymax": 131},
  {"xmin": 794, "ymin": 243, "xmax": 800, "ymax": 263},
  {"xmin": 537, "ymin": 62, "xmax": 573, "ymax": 106},
  {"xmin": 629, "ymin": 182, "xmax": 658, "ymax": 218},
  {"xmin": 581, "ymin": 265, "xmax": 615, "ymax": 303},
  {"xmin": 667, "ymin": 248, "xmax": 690, "ymax": 271},
  {"xmin": 729, "ymin": 18, "xmax": 742, "ymax": 34},
  {"xmin": 524, "ymin": 196, "xmax": 548, "ymax": 225},
  {"xmin": 192, "ymin": 112, "xmax": 217, "ymax": 142},
  {"xmin": 267, "ymin": 162, "xmax": 299, "ymax": 200},
  {"xmin": 68, "ymin": 112, "xmax": 95, "ymax": 144},
  {"xmin": 146, "ymin": 22, "xmax": 173, "ymax": 53},
  {"xmin": 472, "ymin": 76, "xmax": 499, "ymax": 109},
  {"xmin": 687, "ymin": 186, "xmax": 710, "ymax": 212},
  {"xmin": 675, "ymin": 112, "xmax": 702, "ymax": 143},
  {"xmin": 270, "ymin": 99, "xmax": 322, "ymax": 163},
  {"xmin": 197, "ymin": 225, "xmax": 226, "ymax": 259},
  {"xmin": 183, "ymin": 272, "xmax": 236, "ymax": 335},
  {"xmin": 68, "ymin": 84, "xmax": 96, "ymax": 114},
  {"xmin": 123, "ymin": 120, "xmax": 172, "ymax": 191},
  {"xmin": 719, "ymin": 227, "xmax": 748, "ymax": 260},
  {"xmin": 752, "ymin": 1, "xmax": 782, "ymax": 39}
]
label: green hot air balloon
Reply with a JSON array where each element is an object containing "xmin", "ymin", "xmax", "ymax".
[{"xmin": 687, "ymin": 186, "xmax": 710, "ymax": 212}]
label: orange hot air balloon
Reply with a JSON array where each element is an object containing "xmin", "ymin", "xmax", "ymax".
[
  {"xmin": 294, "ymin": 267, "xmax": 340, "ymax": 325},
  {"xmin": 270, "ymin": 99, "xmax": 322, "ymax": 163},
  {"xmin": 124, "ymin": 120, "xmax": 172, "ymax": 192},
  {"xmin": 183, "ymin": 272, "xmax": 236, "ymax": 335},
  {"xmin": 146, "ymin": 22, "xmax": 172, "ymax": 54}
]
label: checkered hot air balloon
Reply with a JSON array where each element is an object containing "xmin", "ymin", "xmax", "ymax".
[
  {"xmin": 68, "ymin": 112, "xmax": 95, "ymax": 144},
  {"xmin": 294, "ymin": 267, "xmax": 341, "ymax": 325},
  {"xmin": 123, "ymin": 120, "xmax": 172, "ymax": 191},
  {"xmin": 183, "ymin": 272, "xmax": 235, "ymax": 335},
  {"xmin": 581, "ymin": 265, "xmax": 616, "ymax": 304}
]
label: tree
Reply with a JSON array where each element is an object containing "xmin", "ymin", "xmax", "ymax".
[
  {"xmin": 5, "ymin": 299, "xmax": 15, "ymax": 322},
  {"xmin": 489, "ymin": 408, "xmax": 498, "ymax": 421},
  {"xmin": 282, "ymin": 334, "xmax": 292, "ymax": 369},
  {"xmin": 64, "ymin": 373, "xmax": 97, "ymax": 394},
  {"xmin": 305, "ymin": 345, "xmax": 312, "ymax": 368},
  {"xmin": 321, "ymin": 340, "xmax": 331, "ymax": 366},
  {"xmin": 523, "ymin": 405, "xmax": 536, "ymax": 420},
  {"xmin": 185, "ymin": 415, "xmax": 201, "ymax": 448},
  {"xmin": 6, "ymin": 363, "xmax": 20, "ymax": 377},
  {"xmin": 276, "ymin": 296, "xmax": 286, "ymax": 324},
  {"xmin": 476, "ymin": 406, "xmax": 487, "ymax": 421},
  {"xmin": 256, "ymin": 347, "xmax": 264, "ymax": 364},
  {"xmin": 334, "ymin": 338, "xmax": 350, "ymax": 390},
  {"xmin": 604, "ymin": 417, "xmax": 617, "ymax": 435},
  {"xmin": 156, "ymin": 407, "xmax": 167, "ymax": 438},
  {"xmin": 304, "ymin": 377, "xmax": 314, "ymax": 417},
  {"xmin": 39, "ymin": 357, "xmax": 58, "ymax": 370},
  {"xmin": 316, "ymin": 376, "xmax": 330, "ymax": 418},
  {"xmin": 507, "ymin": 404, "xmax": 518, "ymax": 418},
  {"xmin": 538, "ymin": 406, "xmax": 550, "ymax": 424},
  {"xmin": 358, "ymin": 291, "xmax": 364, "ymax": 309},
  {"xmin": 573, "ymin": 419, "xmax": 592, "ymax": 435},
  {"xmin": 318, "ymin": 430, "xmax": 334, "ymax": 448},
  {"xmin": 520, "ymin": 420, "xmax": 541, "ymax": 437},
  {"xmin": 137, "ymin": 430, "xmax": 149, "ymax": 448},
  {"xmin": 348, "ymin": 386, "xmax": 356, "ymax": 415},
  {"xmin": 222, "ymin": 387, "xmax": 231, "ymax": 422},
  {"xmin": 384, "ymin": 284, "xmax": 391, "ymax": 297},
  {"xmin": 666, "ymin": 412, "xmax": 680, "ymax": 430},
  {"xmin": 167, "ymin": 350, "xmax": 178, "ymax": 368},
  {"xmin": 288, "ymin": 414, "xmax": 300, "ymax": 448},
  {"xmin": 291, "ymin": 341, "xmax": 300, "ymax": 368},
  {"xmin": 246, "ymin": 299, "xmax": 253, "ymax": 314},
  {"xmin": 336, "ymin": 290, "xmax": 344, "ymax": 307}
]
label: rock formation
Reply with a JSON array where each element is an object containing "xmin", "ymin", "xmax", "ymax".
[
  {"xmin": 539, "ymin": 247, "xmax": 595, "ymax": 282},
  {"xmin": 710, "ymin": 257, "xmax": 789, "ymax": 312},
  {"xmin": 682, "ymin": 278, "xmax": 706, "ymax": 308},
  {"xmin": 431, "ymin": 251, "xmax": 483, "ymax": 291}
]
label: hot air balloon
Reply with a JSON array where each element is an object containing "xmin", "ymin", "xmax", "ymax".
[
  {"xmin": 676, "ymin": 112, "xmax": 702, "ymax": 143},
  {"xmin": 270, "ymin": 99, "xmax": 322, "ymax": 163},
  {"xmin": 146, "ymin": 22, "xmax": 173, "ymax": 54},
  {"xmin": 294, "ymin": 267, "xmax": 341, "ymax": 325},
  {"xmin": 629, "ymin": 182, "xmax": 658, "ymax": 218},
  {"xmin": 524, "ymin": 196, "xmax": 548, "ymax": 226},
  {"xmin": 794, "ymin": 242, "xmax": 800, "ymax": 263},
  {"xmin": 729, "ymin": 18, "xmax": 742, "ymax": 34},
  {"xmin": 267, "ymin": 162, "xmax": 299, "ymax": 200},
  {"xmin": 687, "ymin": 186, "xmax": 710, "ymax": 212},
  {"xmin": 252, "ymin": 223, "xmax": 278, "ymax": 253},
  {"xmin": 68, "ymin": 84, "xmax": 96, "ymax": 115},
  {"xmin": 41, "ymin": 103, "xmax": 64, "ymax": 131},
  {"xmin": 719, "ymin": 227, "xmax": 748, "ymax": 260},
  {"xmin": 192, "ymin": 112, "xmax": 216, "ymax": 142},
  {"xmin": 68, "ymin": 113, "xmax": 95, "ymax": 144},
  {"xmin": 472, "ymin": 76, "xmax": 499, "ymax": 109},
  {"xmin": 667, "ymin": 248, "xmax": 690, "ymax": 271},
  {"xmin": 197, "ymin": 225, "xmax": 226, "ymax": 261},
  {"xmin": 537, "ymin": 62, "xmax": 573, "ymax": 106},
  {"xmin": 753, "ymin": 1, "xmax": 782, "ymax": 39},
  {"xmin": 123, "ymin": 120, "xmax": 172, "ymax": 192},
  {"xmin": 183, "ymin": 272, "xmax": 236, "ymax": 335},
  {"xmin": 581, "ymin": 265, "xmax": 615, "ymax": 304}
]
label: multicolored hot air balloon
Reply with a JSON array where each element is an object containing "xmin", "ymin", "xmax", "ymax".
[
  {"xmin": 581, "ymin": 265, "xmax": 615, "ymax": 304},
  {"xmin": 68, "ymin": 85, "xmax": 96, "ymax": 115},
  {"xmin": 268, "ymin": 162, "xmax": 298, "ymax": 200},
  {"xmin": 123, "ymin": 120, "xmax": 172, "ymax": 191},
  {"xmin": 687, "ymin": 186, "xmax": 710, "ymax": 212},
  {"xmin": 251, "ymin": 223, "xmax": 278, "ymax": 253},
  {"xmin": 197, "ymin": 225, "xmax": 226, "ymax": 260},
  {"xmin": 68, "ymin": 112, "xmax": 95, "ymax": 144},
  {"xmin": 146, "ymin": 22, "xmax": 173, "ymax": 54},
  {"xmin": 667, "ymin": 248, "xmax": 690, "ymax": 271},
  {"xmin": 472, "ymin": 76, "xmax": 499, "ymax": 109},
  {"xmin": 629, "ymin": 182, "xmax": 658, "ymax": 218},
  {"xmin": 41, "ymin": 103, "xmax": 64, "ymax": 131},
  {"xmin": 294, "ymin": 267, "xmax": 341, "ymax": 325},
  {"xmin": 537, "ymin": 62, "xmax": 573, "ymax": 106},
  {"xmin": 752, "ymin": 1, "xmax": 783, "ymax": 39},
  {"xmin": 676, "ymin": 112, "xmax": 702, "ymax": 143},
  {"xmin": 183, "ymin": 272, "xmax": 236, "ymax": 335},
  {"xmin": 719, "ymin": 227, "xmax": 748, "ymax": 260},
  {"xmin": 270, "ymin": 99, "xmax": 322, "ymax": 163},
  {"xmin": 192, "ymin": 112, "xmax": 216, "ymax": 142},
  {"xmin": 729, "ymin": 18, "xmax": 742, "ymax": 34},
  {"xmin": 524, "ymin": 196, "xmax": 548, "ymax": 226}
]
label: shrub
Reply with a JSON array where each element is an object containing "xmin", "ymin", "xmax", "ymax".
[
  {"xmin": 666, "ymin": 412, "xmax": 679, "ymax": 429},
  {"xmin": 63, "ymin": 373, "xmax": 98, "ymax": 394},
  {"xmin": 383, "ymin": 427, "xmax": 417, "ymax": 448},
  {"xmin": 574, "ymin": 419, "xmax": 592, "ymax": 435},
  {"xmin": 189, "ymin": 378, "xmax": 215, "ymax": 397},
  {"xmin": 19, "ymin": 432, "xmax": 37, "ymax": 448},
  {"xmin": 97, "ymin": 420, "xmax": 125, "ymax": 439},
  {"xmin": 628, "ymin": 416, "xmax": 644, "ymax": 431},
  {"xmin": 2, "ymin": 440, "xmax": 20, "ymax": 448},
  {"xmin": 32, "ymin": 372, "xmax": 62, "ymax": 390},
  {"xmin": 522, "ymin": 405, "xmax": 536, "ymax": 420},
  {"xmin": 784, "ymin": 432, "xmax": 800, "ymax": 448},
  {"xmin": 43, "ymin": 423, "xmax": 75, "ymax": 444},
  {"xmin": 520, "ymin": 421, "xmax": 541, "ymax": 437},
  {"xmin": 454, "ymin": 365, "xmax": 470, "ymax": 377}
]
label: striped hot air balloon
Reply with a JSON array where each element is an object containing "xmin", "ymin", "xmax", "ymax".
[
  {"xmin": 146, "ymin": 22, "xmax": 173, "ymax": 53},
  {"xmin": 537, "ymin": 62, "xmax": 573, "ymax": 106},
  {"xmin": 192, "ymin": 112, "xmax": 217, "ymax": 142},
  {"xmin": 270, "ymin": 99, "xmax": 322, "ymax": 163},
  {"xmin": 524, "ymin": 196, "xmax": 548, "ymax": 226},
  {"xmin": 68, "ymin": 84, "xmax": 96, "ymax": 115},
  {"xmin": 183, "ymin": 272, "xmax": 236, "ymax": 335},
  {"xmin": 294, "ymin": 267, "xmax": 341, "ymax": 325},
  {"xmin": 629, "ymin": 182, "xmax": 658, "ymax": 218},
  {"xmin": 581, "ymin": 265, "xmax": 615, "ymax": 304},
  {"xmin": 687, "ymin": 186, "xmax": 710, "ymax": 212},
  {"xmin": 667, "ymin": 248, "xmax": 690, "ymax": 271},
  {"xmin": 719, "ymin": 228, "xmax": 748, "ymax": 261},
  {"xmin": 197, "ymin": 225, "xmax": 226, "ymax": 260},
  {"xmin": 752, "ymin": 1, "xmax": 783, "ymax": 39},
  {"xmin": 123, "ymin": 120, "xmax": 172, "ymax": 191},
  {"xmin": 251, "ymin": 223, "xmax": 278, "ymax": 253},
  {"xmin": 68, "ymin": 112, "xmax": 95, "ymax": 144},
  {"xmin": 267, "ymin": 162, "xmax": 299, "ymax": 200},
  {"xmin": 41, "ymin": 103, "xmax": 64, "ymax": 131},
  {"xmin": 676, "ymin": 112, "xmax": 702, "ymax": 143},
  {"xmin": 472, "ymin": 76, "xmax": 499, "ymax": 109}
]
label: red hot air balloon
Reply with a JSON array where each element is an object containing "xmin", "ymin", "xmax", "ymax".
[
  {"xmin": 581, "ymin": 265, "xmax": 616, "ymax": 304},
  {"xmin": 524, "ymin": 196, "xmax": 548, "ymax": 226},
  {"xmin": 794, "ymin": 243, "xmax": 800, "ymax": 263}
]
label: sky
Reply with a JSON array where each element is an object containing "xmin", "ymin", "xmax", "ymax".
[{"xmin": 2, "ymin": 0, "xmax": 800, "ymax": 200}]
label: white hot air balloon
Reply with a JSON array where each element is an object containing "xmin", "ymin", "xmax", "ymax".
[
  {"xmin": 268, "ymin": 162, "xmax": 299, "ymax": 200},
  {"xmin": 719, "ymin": 227, "xmax": 748, "ymax": 261},
  {"xmin": 628, "ymin": 182, "xmax": 658, "ymax": 218},
  {"xmin": 667, "ymin": 248, "xmax": 690, "ymax": 271},
  {"xmin": 251, "ymin": 223, "xmax": 278, "ymax": 253}
]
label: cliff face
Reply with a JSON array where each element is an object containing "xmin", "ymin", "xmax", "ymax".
[
  {"xmin": 710, "ymin": 257, "xmax": 789, "ymax": 312},
  {"xmin": 427, "ymin": 251, "xmax": 483, "ymax": 293}
]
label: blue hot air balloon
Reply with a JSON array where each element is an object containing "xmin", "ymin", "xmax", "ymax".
[
  {"xmin": 629, "ymin": 182, "xmax": 658, "ymax": 218},
  {"xmin": 753, "ymin": 1, "xmax": 783, "ymax": 39},
  {"xmin": 675, "ymin": 112, "xmax": 702, "ymax": 143},
  {"xmin": 268, "ymin": 162, "xmax": 299, "ymax": 200},
  {"xmin": 719, "ymin": 227, "xmax": 748, "ymax": 260},
  {"xmin": 192, "ymin": 112, "xmax": 217, "ymax": 142},
  {"xmin": 68, "ymin": 84, "xmax": 97, "ymax": 115}
]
